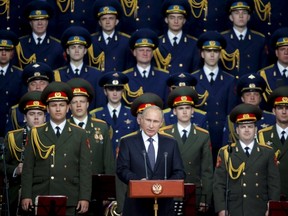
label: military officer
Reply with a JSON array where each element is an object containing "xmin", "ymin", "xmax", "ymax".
[
  {"xmin": 0, "ymin": 30, "xmax": 23, "ymax": 138},
  {"xmin": 21, "ymin": 81, "xmax": 92, "ymax": 216},
  {"xmin": 2, "ymin": 91, "xmax": 46, "ymax": 216},
  {"xmin": 221, "ymin": 0, "xmax": 268, "ymax": 78},
  {"xmin": 192, "ymin": 31, "xmax": 237, "ymax": 163},
  {"xmin": 89, "ymin": 0, "xmax": 134, "ymax": 72},
  {"xmin": 157, "ymin": 0, "xmax": 200, "ymax": 74},
  {"xmin": 163, "ymin": 72, "xmax": 209, "ymax": 129},
  {"xmin": 223, "ymin": 73, "xmax": 276, "ymax": 144},
  {"xmin": 19, "ymin": 0, "xmax": 65, "ymax": 70},
  {"xmin": 54, "ymin": 26, "xmax": 105, "ymax": 109},
  {"xmin": 214, "ymin": 103, "xmax": 280, "ymax": 216},
  {"xmin": 123, "ymin": 28, "xmax": 170, "ymax": 106},
  {"xmin": 6, "ymin": 62, "xmax": 53, "ymax": 133},
  {"xmin": 258, "ymin": 86, "xmax": 288, "ymax": 200},
  {"xmin": 160, "ymin": 86, "xmax": 213, "ymax": 213}
]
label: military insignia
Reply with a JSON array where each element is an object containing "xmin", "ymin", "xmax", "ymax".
[
  {"xmin": 86, "ymin": 138, "xmax": 90, "ymax": 149},
  {"xmin": 55, "ymin": 92, "xmax": 61, "ymax": 97},
  {"xmin": 209, "ymin": 41, "xmax": 216, "ymax": 46},
  {"xmin": 260, "ymin": 123, "xmax": 269, "ymax": 128},
  {"xmin": 142, "ymin": 39, "xmax": 148, "ymax": 43},
  {"xmin": 152, "ymin": 183, "xmax": 163, "ymax": 195},
  {"xmin": 32, "ymin": 63, "xmax": 40, "ymax": 68},
  {"xmin": 179, "ymin": 82, "xmax": 186, "ymax": 86},
  {"xmin": 34, "ymin": 72, "xmax": 41, "ymax": 77},
  {"xmin": 216, "ymin": 156, "xmax": 222, "ymax": 168},
  {"xmin": 112, "ymin": 80, "xmax": 119, "ymax": 85},
  {"xmin": 36, "ymin": 10, "xmax": 42, "ymax": 15},
  {"xmin": 178, "ymin": 73, "xmax": 186, "ymax": 78},
  {"xmin": 74, "ymin": 88, "xmax": 81, "ymax": 93},
  {"xmin": 0, "ymin": 40, "xmax": 7, "ymax": 45},
  {"xmin": 249, "ymin": 83, "xmax": 256, "ymax": 88},
  {"xmin": 124, "ymin": 119, "xmax": 132, "ymax": 124},
  {"xmin": 74, "ymin": 36, "xmax": 80, "ymax": 40},
  {"xmin": 248, "ymin": 74, "xmax": 256, "ymax": 79},
  {"xmin": 94, "ymin": 128, "xmax": 103, "ymax": 144},
  {"xmin": 266, "ymin": 141, "xmax": 273, "ymax": 146},
  {"xmin": 282, "ymin": 97, "xmax": 288, "ymax": 103},
  {"xmin": 112, "ymin": 73, "xmax": 119, "ymax": 77},
  {"xmin": 33, "ymin": 101, "xmax": 40, "ymax": 106}
]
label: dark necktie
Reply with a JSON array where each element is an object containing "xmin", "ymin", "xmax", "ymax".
[
  {"xmin": 182, "ymin": 129, "xmax": 187, "ymax": 143},
  {"xmin": 173, "ymin": 36, "xmax": 178, "ymax": 46},
  {"xmin": 281, "ymin": 131, "xmax": 286, "ymax": 145},
  {"xmin": 239, "ymin": 34, "xmax": 244, "ymax": 41},
  {"xmin": 244, "ymin": 147, "xmax": 250, "ymax": 157},
  {"xmin": 107, "ymin": 37, "xmax": 112, "ymax": 44},
  {"xmin": 78, "ymin": 122, "xmax": 84, "ymax": 128},
  {"xmin": 112, "ymin": 109, "xmax": 117, "ymax": 124},
  {"xmin": 209, "ymin": 72, "xmax": 214, "ymax": 85},
  {"xmin": 283, "ymin": 69, "xmax": 287, "ymax": 78},
  {"xmin": 55, "ymin": 126, "xmax": 61, "ymax": 137},
  {"xmin": 143, "ymin": 70, "xmax": 147, "ymax": 78},
  {"xmin": 37, "ymin": 37, "xmax": 42, "ymax": 45},
  {"xmin": 0, "ymin": 70, "xmax": 4, "ymax": 76},
  {"xmin": 147, "ymin": 138, "xmax": 155, "ymax": 170},
  {"xmin": 75, "ymin": 68, "xmax": 79, "ymax": 75}
]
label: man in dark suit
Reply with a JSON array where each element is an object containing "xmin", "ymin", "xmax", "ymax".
[
  {"xmin": 117, "ymin": 105, "xmax": 185, "ymax": 216},
  {"xmin": 21, "ymin": 82, "xmax": 92, "ymax": 216},
  {"xmin": 214, "ymin": 103, "xmax": 280, "ymax": 216}
]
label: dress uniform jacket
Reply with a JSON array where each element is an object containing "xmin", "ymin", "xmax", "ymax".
[
  {"xmin": 54, "ymin": 64, "xmax": 105, "ymax": 109},
  {"xmin": 160, "ymin": 124, "xmax": 213, "ymax": 205},
  {"xmin": 258, "ymin": 125, "xmax": 288, "ymax": 199},
  {"xmin": 158, "ymin": 33, "xmax": 200, "ymax": 74},
  {"xmin": 213, "ymin": 141, "xmax": 280, "ymax": 216},
  {"xmin": 0, "ymin": 64, "xmax": 23, "ymax": 137},
  {"xmin": 69, "ymin": 117, "xmax": 115, "ymax": 175},
  {"xmin": 163, "ymin": 108, "xmax": 209, "ymax": 129},
  {"xmin": 19, "ymin": 34, "xmax": 65, "ymax": 70},
  {"xmin": 90, "ymin": 31, "xmax": 135, "ymax": 72},
  {"xmin": 21, "ymin": 121, "xmax": 92, "ymax": 215},
  {"xmin": 192, "ymin": 69, "xmax": 237, "ymax": 150},
  {"xmin": 116, "ymin": 131, "xmax": 185, "ymax": 216},
  {"xmin": 222, "ymin": 29, "xmax": 268, "ymax": 78},
  {"xmin": 90, "ymin": 105, "xmax": 137, "ymax": 157},
  {"xmin": 123, "ymin": 66, "xmax": 170, "ymax": 106}
]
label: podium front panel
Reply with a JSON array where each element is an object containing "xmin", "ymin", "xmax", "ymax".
[{"xmin": 268, "ymin": 201, "xmax": 288, "ymax": 216}]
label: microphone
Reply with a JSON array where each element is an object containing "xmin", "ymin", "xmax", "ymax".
[
  {"xmin": 164, "ymin": 152, "xmax": 168, "ymax": 180},
  {"xmin": 142, "ymin": 150, "xmax": 148, "ymax": 179}
]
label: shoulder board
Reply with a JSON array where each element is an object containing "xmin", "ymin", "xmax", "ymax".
[
  {"xmin": 120, "ymin": 131, "xmax": 138, "ymax": 140},
  {"xmin": 258, "ymin": 125, "xmax": 273, "ymax": 133},
  {"xmin": 159, "ymin": 124, "xmax": 173, "ymax": 132},
  {"xmin": 19, "ymin": 35, "xmax": 30, "ymax": 40},
  {"xmin": 186, "ymin": 34, "xmax": 197, "ymax": 41},
  {"xmin": 259, "ymin": 64, "xmax": 274, "ymax": 72},
  {"xmin": 250, "ymin": 30, "xmax": 265, "ymax": 37},
  {"xmin": 89, "ymin": 107, "xmax": 104, "ymax": 115},
  {"xmin": 11, "ymin": 104, "xmax": 19, "ymax": 109},
  {"xmin": 158, "ymin": 35, "xmax": 165, "ymax": 39},
  {"xmin": 222, "ymin": 71, "xmax": 236, "ymax": 78},
  {"xmin": 91, "ymin": 117, "xmax": 107, "ymax": 124},
  {"xmin": 220, "ymin": 142, "xmax": 236, "ymax": 151},
  {"xmin": 7, "ymin": 128, "xmax": 24, "ymax": 135},
  {"xmin": 11, "ymin": 65, "xmax": 23, "ymax": 71},
  {"xmin": 194, "ymin": 108, "xmax": 207, "ymax": 115},
  {"xmin": 33, "ymin": 123, "xmax": 46, "ymax": 128},
  {"xmin": 118, "ymin": 31, "xmax": 131, "ymax": 38},
  {"xmin": 221, "ymin": 30, "xmax": 231, "ymax": 34},
  {"xmin": 263, "ymin": 110, "xmax": 274, "ymax": 115},
  {"xmin": 194, "ymin": 125, "xmax": 209, "ymax": 134},
  {"xmin": 49, "ymin": 36, "xmax": 61, "ymax": 43},
  {"xmin": 54, "ymin": 70, "xmax": 61, "ymax": 82},
  {"xmin": 54, "ymin": 66, "xmax": 68, "ymax": 71},
  {"xmin": 123, "ymin": 68, "xmax": 134, "ymax": 74},
  {"xmin": 86, "ymin": 65, "xmax": 101, "ymax": 71},
  {"xmin": 159, "ymin": 131, "xmax": 174, "ymax": 138},
  {"xmin": 163, "ymin": 108, "xmax": 172, "ymax": 113},
  {"xmin": 91, "ymin": 32, "xmax": 101, "ymax": 37},
  {"xmin": 124, "ymin": 106, "xmax": 131, "ymax": 109},
  {"xmin": 191, "ymin": 69, "xmax": 201, "ymax": 75},
  {"xmin": 258, "ymin": 142, "xmax": 273, "ymax": 149},
  {"xmin": 152, "ymin": 67, "xmax": 169, "ymax": 73}
]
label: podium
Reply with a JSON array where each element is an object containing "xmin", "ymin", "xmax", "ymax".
[
  {"xmin": 183, "ymin": 183, "xmax": 196, "ymax": 216},
  {"xmin": 35, "ymin": 195, "xmax": 67, "ymax": 216},
  {"xmin": 129, "ymin": 180, "xmax": 184, "ymax": 216},
  {"xmin": 268, "ymin": 201, "xmax": 288, "ymax": 216}
]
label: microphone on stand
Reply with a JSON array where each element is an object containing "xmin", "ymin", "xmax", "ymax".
[
  {"xmin": 164, "ymin": 152, "xmax": 168, "ymax": 180},
  {"xmin": 142, "ymin": 150, "xmax": 149, "ymax": 179}
]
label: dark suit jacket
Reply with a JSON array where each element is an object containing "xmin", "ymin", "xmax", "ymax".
[{"xmin": 116, "ymin": 131, "xmax": 185, "ymax": 216}]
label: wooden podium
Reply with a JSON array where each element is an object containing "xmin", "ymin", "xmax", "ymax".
[
  {"xmin": 268, "ymin": 201, "xmax": 288, "ymax": 216},
  {"xmin": 129, "ymin": 180, "xmax": 184, "ymax": 216}
]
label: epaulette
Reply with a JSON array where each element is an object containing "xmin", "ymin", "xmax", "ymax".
[
  {"xmin": 118, "ymin": 31, "xmax": 131, "ymax": 38},
  {"xmin": 91, "ymin": 117, "xmax": 107, "ymax": 124},
  {"xmin": 54, "ymin": 65, "xmax": 68, "ymax": 71},
  {"xmin": 219, "ymin": 142, "xmax": 236, "ymax": 151},
  {"xmin": 194, "ymin": 125, "xmax": 209, "ymax": 134},
  {"xmin": 221, "ymin": 30, "xmax": 231, "ymax": 35},
  {"xmin": 258, "ymin": 142, "xmax": 273, "ymax": 149},
  {"xmin": 89, "ymin": 107, "xmax": 104, "ymax": 115},
  {"xmin": 7, "ymin": 128, "xmax": 24, "ymax": 135},
  {"xmin": 19, "ymin": 35, "xmax": 30, "ymax": 40},
  {"xmin": 159, "ymin": 131, "xmax": 174, "ymax": 138},
  {"xmin": 49, "ymin": 36, "xmax": 61, "ymax": 43},
  {"xmin": 191, "ymin": 69, "xmax": 201, "ymax": 75},
  {"xmin": 158, "ymin": 35, "xmax": 165, "ymax": 39},
  {"xmin": 159, "ymin": 125, "xmax": 173, "ymax": 132},
  {"xmin": 250, "ymin": 30, "xmax": 265, "ymax": 38},
  {"xmin": 33, "ymin": 123, "xmax": 46, "ymax": 128},
  {"xmin": 153, "ymin": 67, "xmax": 169, "ymax": 73},
  {"xmin": 163, "ymin": 108, "xmax": 172, "ymax": 114},
  {"xmin": 258, "ymin": 64, "xmax": 274, "ymax": 72},
  {"xmin": 222, "ymin": 70, "xmax": 236, "ymax": 78},
  {"xmin": 91, "ymin": 32, "xmax": 101, "ymax": 37},
  {"xmin": 263, "ymin": 110, "xmax": 274, "ymax": 115},
  {"xmin": 123, "ymin": 68, "xmax": 134, "ymax": 74},
  {"xmin": 258, "ymin": 125, "xmax": 273, "ymax": 133},
  {"xmin": 124, "ymin": 106, "xmax": 131, "ymax": 109},
  {"xmin": 120, "ymin": 131, "xmax": 138, "ymax": 140},
  {"xmin": 54, "ymin": 70, "xmax": 61, "ymax": 82},
  {"xmin": 11, "ymin": 65, "xmax": 23, "ymax": 71},
  {"xmin": 186, "ymin": 34, "xmax": 197, "ymax": 41},
  {"xmin": 194, "ymin": 108, "xmax": 206, "ymax": 115},
  {"xmin": 11, "ymin": 104, "xmax": 19, "ymax": 109}
]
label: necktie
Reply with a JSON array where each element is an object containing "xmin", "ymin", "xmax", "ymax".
[
  {"xmin": 143, "ymin": 70, "xmax": 147, "ymax": 78},
  {"xmin": 209, "ymin": 72, "xmax": 214, "ymax": 85},
  {"xmin": 112, "ymin": 109, "xmax": 117, "ymax": 124},
  {"xmin": 281, "ymin": 131, "xmax": 286, "ymax": 145},
  {"xmin": 283, "ymin": 69, "xmax": 287, "ymax": 78},
  {"xmin": 55, "ymin": 126, "xmax": 61, "ymax": 137},
  {"xmin": 78, "ymin": 122, "xmax": 84, "ymax": 128},
  {"xmin": 182, "ymin": 129, "xmax": 187, "ymax": 143},
  {"xmin": 37, "ymin": 37, "xmax": 42, "ymax": 45},
  {"xmin": 173, "ymin": 36, "xmax": 178, "ymax": 46},
  {"xmin": 244, "ymin": 147, "xmax": 250, "ymax": 157},
  {"xmin": 147, "ymin": 138, "xmax": 155, "ymax": 169},
  {"xmin": 75, "ymin": 68, "xmax": 79, "ymax": 75},
  {"xmin": 107, "ymin": 37, "xmax": 111, "ymax": 44},
  {"xmin": 239, "ymin": 34, "xmax": 244, "ymax": 41},
  {"xmin": 0, "ymin": 70, "xmax": 4, "ymax": 76}
]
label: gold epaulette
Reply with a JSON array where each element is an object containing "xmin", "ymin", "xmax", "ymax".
[
  {"xmin": 194, "ymin": 108, "xmax": 206, "ymax": 115},
  {"xmin": 11, "ymin": 65, "xmax": 23, "ymax": 71},
  {"xmin": 258, "ymin": 142, "xmax": 273, "ymax": 149},
  {"xmin": 163, "ymin": 108, "xmax": 172, "ymax": 114},
  {"xmin": 191, "ymin": 69, "xmax": 201, "ymax": 75},
  {"xmin": 91, "ymin": 32, "xmax": 101, "ymax": 37},
  {"xmin": 186, "ymin": 34, "xmax": 197, "ymax": 41},
  {"xmin": 124, "ymin": 106, "xmax": 131, "ymax": 109},
  {"xmin": 118, "ymin": 31, "xmax": 131, "ymax": 38},
  {"xmin": 221, "ymin": 30, "xmax": 231, "ymax": 35},
  {"xmin": 250, "ymin": 30, "xmax": 265, "ymax": 38},
  {"xmin": 120, "ymin": 131, "xmax": 138, "ymax": 140},
  {"xmin": 258, "ymin": 125, "xmax": 273, "ymax": 133},
  {"xmin": 7, "ymin": 129, "xmax": 24, "ymax": 162},
  {"xmin": 89, "ymin": 107, "xmax": 103, "ymax": 116},
  {"xmin": 263, "ymin": 110, "xmax": 274, "ymax": 115},
  {"xmin": 87, "ymin": 45, "xmax": 105, "ymax": 71},
  {"xmin": 222, "ymin": 70, "xmax": 236, "ymax": 78},
  {"xmin": 153, "ymin": 48, "xmax": 171, "ymax": 71},
  {"xmin": 54, "ymin": 70, "xmax": 61, "ymax": 81},
  {"xmin": 159, "ymin": 125, "xmax": 173, "ymax": 132},
  {"xmin": 219, "ymin": 142, "xmax": 236, "ymax": 151},
  {"xmin": 259, "ymin": 64, "xmax": 274, "ymax": 72},
  {"xmin": 49, "ymin": 36, "xmax": 61, "ymax": 43},
  {"xmin": 91, "ymin": 117, "xmax": 107, "ymax": 124},
  {"xmin": 11, "ymin": 104, "xmax": 19, "ymax": 109},
  {"xmin": 122, "ymin": 68, "xmax": 134, "ymax": 74},
  {"xmin": 194, "ymin": 125, "xmax": 208, "ymax": 134},
  {"xmin": 159, "ymin": 131, "xmax": 174, "ymax": 138}
]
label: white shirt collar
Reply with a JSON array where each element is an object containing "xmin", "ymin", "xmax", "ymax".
[
  {"xmin": 50, "ymin": 120, "xmax": 66, "ymax": 133},
  {"xmin": 233, "ymin": 28, "xmax": 247, "ymax": 40},
  {"xmin": 0, "ymin": 64, "xmax": 9, "ymax": 75},
  {"xmin": 203, "ymin": 65, "xmax": 219, "ymax": 80},
  {"xmin": 107, "ymin": 103, "xmax": 121, "ymax": 117},
  {"xmin": 276, "ymin": 124, "xmax": 288, "ymax": 139},
  {"xmin": 277, "ymin": 62, "xmax": 288, "ymax": 75},
  {"xmin": 137, "ymin": 65, "xmax": 151, "ymax": 77},
  {"xmin": 167, "ymin": 30, "xmax": 182, "ymax": 44},
  {"xmin": 103, "ymin": 31, "xmax": 115, "ymax": 41},
  {"xmin": 177, "ymin": 123, "xmax": 191, "ymax": 136},
  {"xmin": 70, "ymin": 63, "xmax": 83, "ymax": 74},
  {"xmin": 72, "ymin": 116, "xmax": 88, "ymax": 128},
  {"xmin": 239, "ymin": 140, "xmax": 254, "ymax": 153},
  {"xmin": 32, "ymin": 32, "xmax": 46, "ymax": 44}
]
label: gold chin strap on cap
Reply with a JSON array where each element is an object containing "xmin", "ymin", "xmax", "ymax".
[
  {"xmin": 220, "ymin": 49, "xmax": 240, "ymax": 71},
  {"xmin": 88, "ymin": 45, "xmax": 105, "ymax": 71},
  {"xmin": 153, "ymin": 48, "xmax": 171, "ymax": 71},
  {"xmin": 254, "ymin": 0, "xmax": 271, "ymax": 25},
  {"xmin": 56, "ymin": 0, "xmax": 75, "ymax": 13},
  {"xmin": 121, "ymin": 0, "xmax": 138, "ymax": 18},
  {"xmin": 15, "ymin": 43, "xmax": 36, "ymax": 69},
  {"xmin": 122, "ymin": 84, "xmax": 143, "ymax": 105},
  {"xmin": 188, "ymin": 0, "xmax": 208, "ymax": 21}
]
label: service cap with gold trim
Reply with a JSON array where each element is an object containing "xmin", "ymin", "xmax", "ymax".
[
  {"xmin": 98, "ymin": 71, "xmax": 129, "ymax": 87},
  {"xmin": 270, "ymin": 27, "xmax": 288, "ymax": 50},
  {"xmin": 236, "ymin": 73, "xmax": 266, "ymax": 96},
  {"xmin": 167, "ymin": 86, "xmax": 198, "ymax": 108},
  {"xmin": 226, "ymin": 0, "xmax": 254, "ymax": 14},
  {"xmin": 268, "ymin": 86, "xmax": 288, "ymax": 107},
  {"xmin": 197, "ymin": 31, "xmax": 227, "ymax": 50},
  {"xmin": 130, "ymin": 93, "xmax": 163, "ymax": 117},
  {"xmin": 24, "ymin": 0, "xmax": 53, "ymax": 20},
  {"xmin": 93, "ymin": 0, "xmax": 123, "ymax": 19},
  {"xmin": 230, "ymin": 103, "xmax": 262, "ymax": 124},
  {"xmin": 19, "ymin": 91, "xmax": 46, "ymax": 114},
  {"xmin": 129, "ymin": 28, "xmax": 159, "ymax": 50},
  {"xmin": 161, "ymin": 0, "xmax": 191, "ymax": 18},
  {"xmin": 167, "ymin": 72, "xmax": 197, "ymax": 88},
  {"xmin": 41, "ymin": 81, "xmax": 73, "ymax": 104},
  {"xmin": 0, "ymin": 30, "xmax": 19, "ymax": 50},
  {"xmin": 61, "ymin": 26, "xmax": 91, "ymax": 48},
  {"xmin": 66, "ymin": 78, "xmax": 95, "ymax": 102},
  {"xmin": 22, "ymin": 62, "xmax": 54, "ymax": 85}
]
